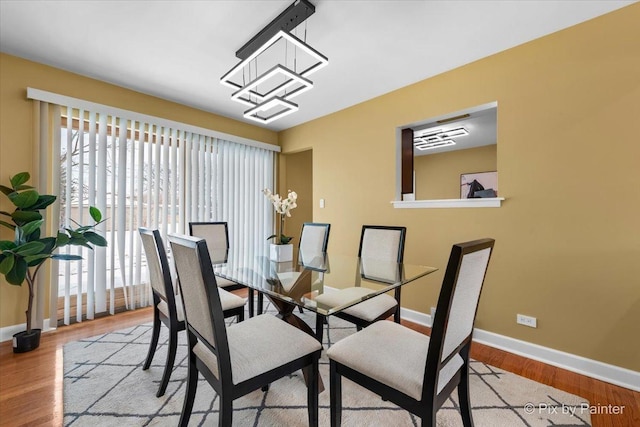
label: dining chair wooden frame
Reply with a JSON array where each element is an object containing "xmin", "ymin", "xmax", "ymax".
[
  {"xmin": 327, "ymin": 238, "xmax": 495, "ymax": 427},
  {"xmin": 331, "ymin": 225, "xmax": 407, "ymax": 329},
  {"xmin": 299, "ymin": 222, "xmax": 331, "ymax": 258},
  {"xmin": 169, "ymin": 233, "xmax": 322, "ymax": 427},
  {"xmin": 189, "ymin": 221, "xmax": 256, "ymax": 317},
  {"xmin": 139, "ymin": 228, "xmax": 245, "ymax": 398}
]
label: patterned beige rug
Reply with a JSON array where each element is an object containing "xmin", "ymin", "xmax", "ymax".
[{"xmin": 63, "ymin": 306, "xmax": 591, "ymax": 426}]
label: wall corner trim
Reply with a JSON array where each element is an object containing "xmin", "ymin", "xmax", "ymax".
[{"xmin": 400, "ymin": 307, "xmax": 640, "ymax": 392}]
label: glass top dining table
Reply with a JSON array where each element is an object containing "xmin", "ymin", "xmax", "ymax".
[
  {"xmin": 209, "ymin": 248, "xmax": 438, "ymax": 340},
  {"xmin": 208, "ymin": 248, "xmax": 437, "ymax": 392}
]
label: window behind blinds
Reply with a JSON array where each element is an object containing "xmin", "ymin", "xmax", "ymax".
[{"xmin": 29, "ymin": 89, "xmax": 275, "ymax": 326}]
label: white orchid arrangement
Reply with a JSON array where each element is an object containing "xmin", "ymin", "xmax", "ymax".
[{"xmin": 263, "ymin": 188, "xmax": 298, "ymax": 245}]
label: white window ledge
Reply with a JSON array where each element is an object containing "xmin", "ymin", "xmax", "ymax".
[{"xmin": 392, "ymin": 197, "xmax": 504, "ymax": 209}]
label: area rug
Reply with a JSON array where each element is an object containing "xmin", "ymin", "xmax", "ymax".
[{"xmin": 64, "ymin": 305, "xmax": 591, "ymax": 426}]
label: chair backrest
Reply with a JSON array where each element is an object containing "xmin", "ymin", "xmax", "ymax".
[
  {"xmin": 299, "ymin": 222, "xmax": 331, "ymax": 263},
  {"xmin": 358, "ymin": 225, "xmax": 406, "ymax": 262},
  {"xmin": 189, "ymin": 222, "xmax": 230, "ymax": 263},
  {"xmin": 139, "ymin": 228, "xmax": 175, "ymax": 302},
  {"xmin": 168, "ymin": 234, "xmax": 232, "ymax": 380},
  {"xmin": 424, "ymin": 238, "xmax": 495, "ymax": 399}
]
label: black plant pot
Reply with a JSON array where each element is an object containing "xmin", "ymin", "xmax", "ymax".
[{"xmin": 13, "ymin": 329, "xmax": 41, "ymax": 353}]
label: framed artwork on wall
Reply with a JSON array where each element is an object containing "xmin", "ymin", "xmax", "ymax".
[{"xmin": 460, "ymin": 171, "xmax": 498, "ymax": 198}]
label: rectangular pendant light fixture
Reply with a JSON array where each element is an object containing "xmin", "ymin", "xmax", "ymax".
[
  {"xmin": 244, "ymin": 97, "xmax": 299, "ymax": 124},
  {"xmin": 220, "ymin": 0, "xmax": 328, "ymax": 124},
  {"xmin": 415, "ymin": 140, "xmax": 457, "ymax": 150},
  {"xmin": 414, "ymin": 127, "xmax": 468, "ymax": 150},
  {"xmin": 221, "ymin": 29, "xmax": 328, "ymax": 91},
  {"xmin": 231, "ymin": 64, "xmax": 313, "ymax": 107}
]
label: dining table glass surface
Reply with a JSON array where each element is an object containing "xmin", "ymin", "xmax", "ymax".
[{"xmin": 208, "ymin": 248, "xmax": 438, "ymax": 317}]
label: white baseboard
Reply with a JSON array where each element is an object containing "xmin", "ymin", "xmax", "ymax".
[
  {"xmin": 0, "ymin": 319, "xmax": 53, "ymax": 343},
  {"xmin": 400, "ymin": 307, "xmax": 640, "ymax": 392}
]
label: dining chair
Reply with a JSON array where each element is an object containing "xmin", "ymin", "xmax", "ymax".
[
  {"xmin": 259, "ymin": 222, "xmax": 331, "ymax": 315},
  {"xmin": 333, "ymin": 225, "xmax": 406, "ymax": 329},
  {"xmin": 139, "ymin": 228, "xmax": 246, "ymax": 398},
  {"xmin": 168, "ymin": 233, "xmax": 322, "ymax": 427},
  {"xmin": 189, "ymin": 221, "xmax": 256, "ymax": 317},
  {"xmin": 326, "ymin": 238, "xmax": 495, "ymax": 426},
  {"xmin": 298, "ymin": 222, "xmax": 331, "ymax": 263}
]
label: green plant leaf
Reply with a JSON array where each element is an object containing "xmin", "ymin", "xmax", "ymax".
[
  {"xmin": 14, "ymin": 226, "xmax": 24, "ymax": 245},
  {"xmin": 14, "ymin": 184, "xmax": 34, "ymax": 191},
  {"xmin": 0, "ymin": 240, "xmax": 17, "ymax": 251},
  {"xmin": 10, "ymin": 172, "xmax": 30, "ymax": 189},
  {"xmin": 25, "ymin": 254, "xmax": 50, "ymax": 266},
  {"xmin": 15, "ymin": 241, "xmax": 46, "ymax": 256},
  {"xmin": 68, "ymin": 237, "xmax": 92, "ymax": 249},
  {"xmin": 12, "ymin": 211, "xmax": 42, "ymax": 224},
  {"xmin": 0, "ymin": 220, "xmax": 16, "ymax": 231},
  {"xmin": 25, "ymin": 227, "xmax": 41, "ymax": 241},
  {"xmin": 56, "ymin": 232, "xmax": 70, "ymax": 246},
  {"xmin": 83, "ymin": 231, "xmax": 108, "ymax": 246},
  {"xmin": 8, "ymin": 190, "xmax": 39, "ymax": 208},
  {"xmin": 39, "ymin": 237, "xmax": 56, "ymax": 254},
  {"xmin": 29, "ymin": 195, "xmax": 56, "ymax": 210},
  {"xmin": 20, "ymin": 220, "xmax": 44, "ymax": 237},
  {"xmin": 0, "ymin": 253, "xmax": 15, "ymax": 275},
  {"xmin": 0, "ymin": 185, "xmax": 14, "ymax": 196},
  {"xmin": 89, "ymin": 206, "xmax": 102, "ymax": 223},
  {"xmin": 266, "ymin": 234, "xmax": 277, "ymax": 241},
  {"xmin": 52, "ymin": 254, "xmax": 83, "ymax": 261},
  {"xmin": 5, "ymin": 257, "xmax": 27, "ymax": 285},
  {"xmin": 66, "ymin": 228, "xmax": 84, "ymax": 239}
]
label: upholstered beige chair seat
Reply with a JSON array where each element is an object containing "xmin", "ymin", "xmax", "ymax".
[
  {"xmin": 324, "ymin": 225, "xmax": 406, "ymax": 333},
  {"xmin": 193, "ymin": 314, "xmax": 322, "ymax": 385},
  {"xmin": 315, "ymin": 288, "xmax": 397, "ymax": 322},
  {"xmin": 326, "ymin": 320, "xmax": 463, "ymax": 400},
  {"xmin": 159, "ymin": 289, "xmax": 246, "ymax": 323},
  {"xmin": 328, "ymin": 239, "xmax": 495, "ymax": 426},
  {"xmin": 215, "ymin": 276, "xmax": 238, "ymax": 288}
]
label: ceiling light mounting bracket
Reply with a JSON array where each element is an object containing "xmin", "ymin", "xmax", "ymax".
[{"xmin": 236, "ymin": 0, "xmax": 315, "ymax": 60}]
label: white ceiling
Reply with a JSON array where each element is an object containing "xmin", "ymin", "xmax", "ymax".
[{"xmin": 0, "ymin": 1, "xmax": 634, "ymax": 132}]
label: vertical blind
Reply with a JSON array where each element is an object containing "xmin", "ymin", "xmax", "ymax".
[{"xmin": 30, "ymin": 91, "xmax": 276, "ymax": 327}]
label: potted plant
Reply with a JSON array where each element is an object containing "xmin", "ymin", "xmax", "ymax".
[
  {"xmin": 0, "ymin": 172, "xmax": 107, "ymax": 353},
  {"xmin": 262, "ymin": 188, "xmax": 297, "ymax": 262}
]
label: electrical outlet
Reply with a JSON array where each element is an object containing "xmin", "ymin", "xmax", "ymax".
[{"xmin": 516, "ymin": 314, "xmax": 537, "ymax": 328}]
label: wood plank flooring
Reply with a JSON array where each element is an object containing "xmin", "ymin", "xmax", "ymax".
[{"xmin": 1, "ymin": 307, "xmax": 638, "ymax": 427}]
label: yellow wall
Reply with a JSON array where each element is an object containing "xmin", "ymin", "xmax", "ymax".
[
  {"xmin": 279, "ymin": 4, "xmax": 640, "ymax": 370},
  {"xmin": 283, "ymin": 150, "xmax": 313, "ymax": 261},
  {"xmin": 0, "ymin": 53, "xmax": 277, "ymax": 329},
  {"xmin": 415, "ymin": 145, "xmax": 497, "ymax": 200}
]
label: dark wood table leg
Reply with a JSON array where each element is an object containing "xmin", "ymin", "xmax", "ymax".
[
  {"xmin": 257, "ymin": 292, "xmax": 264, "ymax": 315},
  {"xmin": 315, "ymin": 313, "xmax": 325, "ymax": 344},
  {"xmin": 247, "ymin": 289, "xmax": 254, "ymax": 318}
]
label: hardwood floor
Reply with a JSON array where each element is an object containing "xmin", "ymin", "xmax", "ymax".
[
  {"xmin": 404, "ymin": 322, "xmax": 640, "ymax": 427},
  {"xmin": 0, "ymin": 307, "xmax": 638, "ymax": 427}
]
